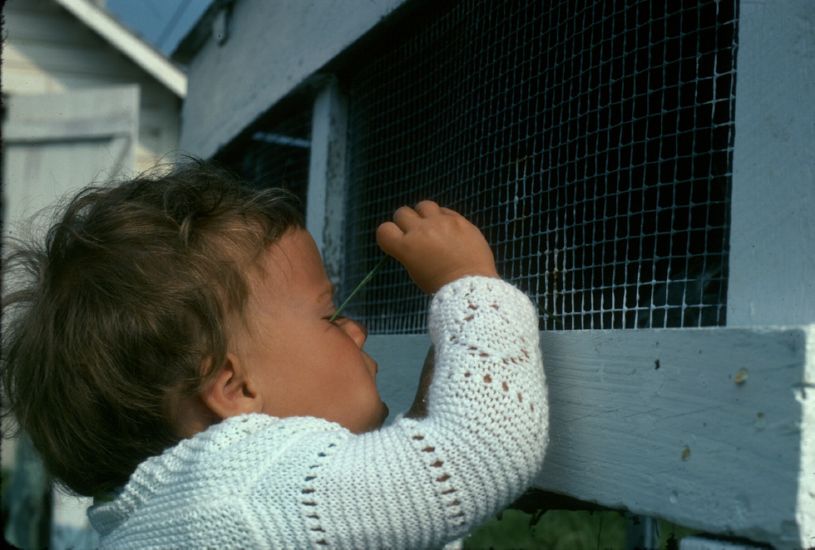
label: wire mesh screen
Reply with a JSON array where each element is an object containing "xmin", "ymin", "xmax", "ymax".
[
  {"xmin": 342, "ymin": 0, "xmax": 737, "ymax": 334},
  {"xmin": 237, "ymin": 107, "xmax": 312, "ymax": 213}
]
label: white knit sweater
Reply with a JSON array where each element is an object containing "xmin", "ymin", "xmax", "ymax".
[{"xmin": 87, "ymin": 276, "xmax": 548, "ymax": 549}]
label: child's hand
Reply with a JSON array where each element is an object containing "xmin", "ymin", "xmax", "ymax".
[{"xmin": 376, "ymin": 201, "xmax": 498, "ymax": 294}]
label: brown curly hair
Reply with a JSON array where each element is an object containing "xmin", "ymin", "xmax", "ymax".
[{"xmin": 1, "ymin": 159, "xmax": 303, "ymax": 497}]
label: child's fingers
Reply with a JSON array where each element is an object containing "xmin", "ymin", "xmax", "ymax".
[
  {"xmin": 415, "ymin": 200, "xmax": 441, "ymax": 217},
  {"xmin": 392, "ymin": 205, "xmax": 422, "ymax": 232},
  {"xmin": 376, "ymin": 221, "xmax": 404, "ymax": 257}
]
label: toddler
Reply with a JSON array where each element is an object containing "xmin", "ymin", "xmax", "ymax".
[{"xmin": 2, "ymin": 161, "xmax": 548, "ymax": 549}]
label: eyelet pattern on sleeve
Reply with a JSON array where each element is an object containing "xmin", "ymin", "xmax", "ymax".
[{"xmin": 87, "ymin": 277, "xmax": 548, "ymax": 550}]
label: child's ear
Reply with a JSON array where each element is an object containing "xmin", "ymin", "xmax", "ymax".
[{"xmin": 201, "ymin": 353, "xmax": 261, "ymax": 419}]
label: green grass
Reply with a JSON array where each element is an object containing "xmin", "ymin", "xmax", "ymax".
[
  {"xmin": 463, "ymin": 508, "xmax": 699, "ymax": 550},
  {"xmin": 464, "ymin": 509, "xmax": 627, "ymax": 550}
]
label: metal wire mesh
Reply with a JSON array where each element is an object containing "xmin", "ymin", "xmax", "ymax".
[
  {"xmin": 238, "ymin": 108, "xmax": 312, "ymax": 213},
  {"xmin": 342, "ymin": 0, "xmax": 737, "ymax": 334}
]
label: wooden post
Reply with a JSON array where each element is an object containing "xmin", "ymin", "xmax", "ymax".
[
  {"xmin": 306, "ymin": 76, "xmax": 348, "ymax": 288},
  {"xmin": 727, "ymin": 0, "xmax": 815, "ymax": 326}
]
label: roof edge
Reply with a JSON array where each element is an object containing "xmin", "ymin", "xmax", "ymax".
[{"xmin": 54, "ymin": 0, "xmax": 187, "ymax": 97}]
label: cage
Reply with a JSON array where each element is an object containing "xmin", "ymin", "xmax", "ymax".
[
  {"xmin": 339, "ymin": 0, "xmax": 735, "ymax": 334},
  {"xmin": 191, "ymin": 0, "xmax": 813, "ymax": 545},
  {"xmin": 219, "ymin": 98, "xmax": 313, "ymax": 216}
]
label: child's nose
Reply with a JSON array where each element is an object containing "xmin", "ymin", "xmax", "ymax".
[{"xmin": 339, "ymin": 317, "xmax": 368, "ymax": 348}]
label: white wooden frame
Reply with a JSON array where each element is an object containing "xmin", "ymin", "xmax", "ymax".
[
  {"xmin": 305, "ymin": 77, "xmax": 348, "ymax": 289},
  {"xmin": 727, "ymin": 0, "xmax": 815, "ymax": 327}
]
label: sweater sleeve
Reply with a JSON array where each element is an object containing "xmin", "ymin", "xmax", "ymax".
[{"xmin": 257, "ymin": 276, "xmax": 548, "ymax": 549}]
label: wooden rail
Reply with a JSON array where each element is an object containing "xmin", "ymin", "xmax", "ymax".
[{"xmin": 367, "ymin": 326, "xmax": 815, "ymax": 549}]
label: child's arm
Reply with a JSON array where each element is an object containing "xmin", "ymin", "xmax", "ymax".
[{"xmin": 261, "ymin": 202, "xmax": 547, "ymax": 548}]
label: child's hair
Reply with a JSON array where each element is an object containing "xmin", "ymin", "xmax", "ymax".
[{"xmin": 1, "ymin": 159, "xmax": 304, "ymax": 497}]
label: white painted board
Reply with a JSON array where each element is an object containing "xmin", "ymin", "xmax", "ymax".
[
  {"xmin": 680, "ymin": 536, "xmax": 766, "ymax": 550},
  {"xmin": 368, "ymin": 326, "xmax": 814, "ymax": 549},
  {"xmin": 728, "ymin": 0, "xmax": 815, "ymax": 326}
]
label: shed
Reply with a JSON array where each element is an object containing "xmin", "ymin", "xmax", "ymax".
[
  {"xmin": 2, "ymin": 1, "xmax": 186, "ymax": 546},
  {"xmin": 2, "ymin": 0, "xmax": 186, "ymax": 230}
]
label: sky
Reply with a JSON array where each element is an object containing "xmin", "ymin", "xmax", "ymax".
[{"xmin": 106, "ymin": 0, "xmax": 214, "ymax": 57}]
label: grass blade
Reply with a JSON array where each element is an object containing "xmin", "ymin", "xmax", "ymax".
[{"xmin": 330, "ymin": 255, "xmax": 389, "ymax": 322}]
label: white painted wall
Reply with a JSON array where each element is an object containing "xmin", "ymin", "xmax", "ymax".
[
  {"xmin": 178, "ymin": 0, "xmax": 407, "ymax": 159},
  {"xmin": 2, "ymin": 0, "xmax": 182, "ymax": 173},
  {"xmin": 728, "ymin": 0, "xmax": 815, "ymax": 326}
]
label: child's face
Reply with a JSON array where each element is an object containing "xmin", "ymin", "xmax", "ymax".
[{"xmin": 233, "ymin": 228, "xmax": 388, "ymax": 433}]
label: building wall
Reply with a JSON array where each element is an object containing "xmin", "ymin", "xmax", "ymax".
[
  {"xmin": 179, "ymin": 0, "xmax": 407, "ymax": 159},
  {"xmin": 2, "ymin": 0, "xmax": 181, "ymax": 172}
]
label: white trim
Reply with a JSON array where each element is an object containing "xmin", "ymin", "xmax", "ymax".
[
  {"xmin": 367, "ymin": 326, "xmax": 815, "ymax": 549},
  {"xmin": 5, "ymin": 116, "xmax": 134, "ymax": 142},
  {"xmin": 54, "ymin": 0, "xmax": 187, "ymax": 98}
]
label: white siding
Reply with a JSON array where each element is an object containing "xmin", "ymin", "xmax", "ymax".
[{"xmin": 2, "ymin": 0, "xmax": 181, "ymax": 173}]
